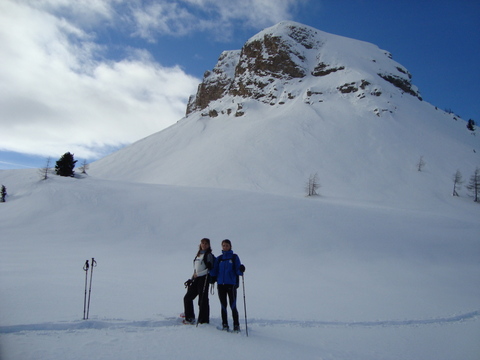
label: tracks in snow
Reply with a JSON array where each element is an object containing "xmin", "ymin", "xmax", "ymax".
[
  {"xmin": 1, "ymin": 311, "xmax": 478, "ymax": 334},
  {"xmin": 250, "ymin": 310, "xmax": 480, "ymax": 328}
]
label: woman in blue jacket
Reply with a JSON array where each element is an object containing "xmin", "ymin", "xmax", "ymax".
[{"xmin": 210, "ymin": 239, "xmax": 245, "ymax": 332}]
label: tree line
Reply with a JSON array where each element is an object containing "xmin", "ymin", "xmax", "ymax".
[{"xmin": 2, "ymin": 152, "xmax": 479, "ymax": 203}]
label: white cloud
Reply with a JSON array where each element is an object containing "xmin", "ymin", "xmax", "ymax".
[
  {"xmin": 0, "ymin": 0, "xmax": 306, "ymax": 162},
  {"xmin": 24, "ymin": 0, "xmax": 118, "ymax": 27},
  {"xmin": 130, "ymin": 0, "xmax": 305, "ymax": 41},
  {"xmin": 0, "ymin": 1, "xmax": 199, "ymax": 160},
  {"xmin": 189, "ymin": 0, "xmax": 301, "ymax": 26},
  {"xmin": 131, "ymin": 2, "xmax": 199, "ymax": 40}
]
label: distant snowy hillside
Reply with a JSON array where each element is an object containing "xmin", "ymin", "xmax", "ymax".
[{"xmin": 89, "ymin": 22, "xmax": 478, "ymax": 206}]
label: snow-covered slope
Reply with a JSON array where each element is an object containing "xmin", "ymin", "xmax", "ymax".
[
  {"xmin": 89, "ymin": 21, "xmax": 479, "ymax": 207},
  {"xmin": 0, "ymin": 169, "xmax": 479, "ymax": 360}
]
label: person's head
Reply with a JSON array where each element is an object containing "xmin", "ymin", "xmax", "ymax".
[
  {"xmin": 222, "ymin": 239, "xmax": 232, "ymax": 251},
  {"xmin": 198, "ymin": 238, "xmax": 211, "ymax": 254},
  {"xmin": 200, "ymin": 238, "xmax": 210, "ymax": 249}
]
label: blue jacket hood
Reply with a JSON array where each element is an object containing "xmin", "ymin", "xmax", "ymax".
[{"xmin": 221, "ymin": 250, "xmax": 234, "ymax": 259}]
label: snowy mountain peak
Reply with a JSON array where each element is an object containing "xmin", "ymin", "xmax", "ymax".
[
  {"xmin": 186, "ymin": 21, "xmax": 421, "ymax": 117},
  {"xmin": 90, "ymin": 22, "xmax": 478, "ymax": 203}
]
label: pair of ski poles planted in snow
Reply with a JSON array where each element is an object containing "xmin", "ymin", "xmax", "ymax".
[{"xmin": 83, "ymin": 258, "xmax": 97, "ymax": 320}]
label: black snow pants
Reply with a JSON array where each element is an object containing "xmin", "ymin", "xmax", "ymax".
[
  {"xmin": 183, "ymin": 275, "xmax": 210, "ymax": 323},
  {"xmin": 217, "ymin": 284, "xmax": 239, "ymax": 328}
]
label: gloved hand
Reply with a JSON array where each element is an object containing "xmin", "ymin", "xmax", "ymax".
[
  {"xmin": 240, "ymin": 264, "xmax": 245, "ymax": 273},
  {"xmin": 209, "ymin": 276, "xmax": 217, "ymax": 284},
  {"xmin": 184, "ymin": 279, "xmax": 193, "ymax": 288}
]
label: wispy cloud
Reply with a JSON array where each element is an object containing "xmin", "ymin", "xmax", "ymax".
[
  {"xmin": 131, "ymin": 1, "xmax": 199, "ymax": 39},
  {"xmin": 0, "ymin": 160, "xmax": 36, "ymax": 169},
  {"xmin": 128, "ymin": 0, "xmax": 304, "ymax": 41},
  {"xmin": 24, "ymin": 0, "xmax": 305, "ymax": 41},
  {"xmin": 0, "ymin": 1, "xmax": 199, "ymax": 160}
]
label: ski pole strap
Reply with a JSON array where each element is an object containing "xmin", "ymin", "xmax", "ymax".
[{"xmin": 83, "ymin": 260, "xmax": 89, "ymax": 271}]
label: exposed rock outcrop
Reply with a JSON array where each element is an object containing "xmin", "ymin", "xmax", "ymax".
[{"xmin": 186, "ymin": 21, "xmax": 422, "ymax": 117}]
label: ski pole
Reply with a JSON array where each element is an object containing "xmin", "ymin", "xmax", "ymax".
[
  {"xmin": 86, "ymin": 258, "xmax": 97, "ymax": 319},
  {"xmin": 242, "ymin": 274, "xmax": 248, "ymax": 336},
  {"xmin": 83, "ymin": 260, "xmax": 89, "ymax": 320},
  {"xmin": 196, "ymin": 275, "xmax": 209, "ymax": 327}
]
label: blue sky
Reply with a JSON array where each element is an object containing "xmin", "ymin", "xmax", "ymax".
[{"xmin": 1, "ymin": 0, "xmax": 479, "ymax": 170}]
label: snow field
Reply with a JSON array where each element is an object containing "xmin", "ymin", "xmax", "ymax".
[{"xmin": 0, "ymin": 170, "xmax": 479, "ymax": 359}]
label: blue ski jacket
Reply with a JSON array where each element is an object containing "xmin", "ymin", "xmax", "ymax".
[{"xmin": 210, "ymin": 250, "xmax": 242, "ymax": 286}]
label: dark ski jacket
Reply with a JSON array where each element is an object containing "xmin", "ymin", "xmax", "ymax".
[{"xmin": 210, "ymin": 250, "xmax": 243, "ymax": 286}]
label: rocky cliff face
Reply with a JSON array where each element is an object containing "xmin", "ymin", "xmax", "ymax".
[{"xmin": 186, "ymin": 21, "xmax": 422, "ymax": 117}]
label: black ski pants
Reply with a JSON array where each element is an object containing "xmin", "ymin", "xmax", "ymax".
[
  {"xmin": 217, "ymin": 284, "xmax": 239, "ymax": 327},
  {"xmin": 183, "ymin": 275, "xmax": 210, "ymax": 323}
]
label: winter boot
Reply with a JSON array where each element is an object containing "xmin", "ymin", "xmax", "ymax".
[{"xmin": 182, "ymin": 318, "xmax": 195, "ymax": 325}]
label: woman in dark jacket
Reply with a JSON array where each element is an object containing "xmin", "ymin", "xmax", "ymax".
[
  {"xmin": 183, "ymin": 238, "xmax": 215, "ymax": 324},
  {"xmin": 210, "ymin": 239, "xmax": 245, "ymax": 332}
]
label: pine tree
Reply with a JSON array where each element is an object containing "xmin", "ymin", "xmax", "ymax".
[
  {"xmin": 1, "ymin": 185, "xmax": 6, "ymax": 202},
  {"xmin": 55, "ymin": 152, "xmax": 77, "ymax": 177},
  {"xmin": 466, "ymin": 167, "xmax": 480, "ymax": 202},
  {"xmin": 467, "ymin": 119, "xmax": 475, "ymax": 132}
]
